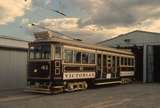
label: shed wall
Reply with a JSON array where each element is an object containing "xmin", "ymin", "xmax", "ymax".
[{"xmin": 0, "ymin": 49, "xmax": 27, "ymax": 90}]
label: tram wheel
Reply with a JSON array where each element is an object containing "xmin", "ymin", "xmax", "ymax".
[{"xmin": 65, "ymin": 81, "xmax": 88, "ymax": 92}]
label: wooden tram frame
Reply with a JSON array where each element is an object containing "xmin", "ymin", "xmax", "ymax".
[{"xmin": 26, "ymin": 31, "xmax": 135, "ymax": 94}]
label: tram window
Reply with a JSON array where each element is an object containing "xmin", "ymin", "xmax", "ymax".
[
  {"xmin": 29, "ymin": 47, "xmax": 34, "ymax": 59},
  {"xmin": 30, "ymin": 52, "xmax": 34, "ymax": 59},
  {"xmin": 89, "ymin": 53, "xmax": 95, "ymax": 64},
  {"xmin": 112, "ymin": 56, "xmax": 115, "ymax": 65},
  {"xmin": 121, "ymin": 57, "xmax": 124, "ymax": 65},
  {"xmin": 55, "ymin": 46, "xmax": 61, "ymax": 59},
  {"xmin": 29, "ymin": 45, "xmax": 51, "ymax": 59},
  {"xmin": 34, "ymin": 46, "xmax": 41, "ymax": 59},
  {"xmin": 35, "ymin": 51, "xmax": 41, "ymax": 59},
  {"xmin": 74, "ymin": 51, "xmax": 81, "ymax": 63},
  {"xmin": 64, "ymin": 49, "xmax": 73, "ymax": 63},
  {"xmin": 82, "ymin": 52, "xmax": 89, "ymax": 64},
  {"xmin": 97, "ymin": 54, "xmax": 101, "ymax": 66},
  {"xmin": 103, "ymin": 55, "xmax": 107, "ymax": 65},
  {"xmin": 131, "ymin": 59, "xmax": 134, "ymax": 66},
  {"xmin": 128, "ymin": 58, "xmax": 130, "ymax": 66},
  {"xmin": 125, "ymin": 58, "xmax": 127, "ymax": 65},
  {"xmin": 129, "ymin": 58, "xmax": 133, "ymax": 66},
  {"xmin": 117, "ymin": 57, "xmax": 119, "ymax": 65},
  {"xmin": 107, "ymin": 55, "xmax": 111, "ymax": 63},
  {"xmin": 41, "ymin": 45, "xmax": 51, "ymax": 59}
]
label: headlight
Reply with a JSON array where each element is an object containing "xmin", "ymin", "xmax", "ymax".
[{"xmin": 34, "ymin": 69, "xmax": 38, "ymax": 73}]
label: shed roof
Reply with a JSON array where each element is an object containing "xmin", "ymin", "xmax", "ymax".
[
  {"xmin": 0, "ymin": 35, "xmax": 29, "ymax": 49},
  {"xmin": 97, "ymin": 30, "xmax": 160, "ymax": 47}
]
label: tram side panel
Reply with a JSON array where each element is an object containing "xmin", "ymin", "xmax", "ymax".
[
  {"xmin": 120, "ymin": 56, "xmax": 135, "ymax": 84},
  {"xmin": 61, "ymin": 46, "xmax": 96, "ymax": 91},
  {"xmin": 51, "ymin": 59, "xmax": 64, "ymax": 85},
  {"xmin": 94, "ymin": 53, "xmax": 122, "ymax": 85},
  {"xmin": 94, "ymin": 51, "xmax": 135, "ymax": 85}
]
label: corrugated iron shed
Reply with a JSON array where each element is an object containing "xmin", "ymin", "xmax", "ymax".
[{"xmin": 0, "ymin": 36, "xmax": 29, "ymax": 90}]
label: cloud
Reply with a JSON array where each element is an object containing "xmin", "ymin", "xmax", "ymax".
[
  {"xmin": 24, "ymin": 0, "xmax": 160, "ymax": 43},
  {"xmin": 140, "ymin": 19, "xmax": 160, "ymax": 32},
  {"xmin": 0, "ymin": 0, "xmax": 32, "ymax": 25},
  {"xmin": 70, "ymin": 0, "xmax": 160, "ymax": 28},
  {"xmin": 29, "ymin": 17, "xmax": 108, "ymax": 43},
  {"xmin": 31, "ymin": 16, "xmax": 160, "ymax": 43},
  {"xmin": 38, "ymin": 18, "xmax": 79, "ymax": 30},
  {"xmin": 45, "ymin": 0, "xmax": 52, "ymax": 5},
  {"xmin": 62, "ymin": 29, "xmax": 109, "ymax": 43}
]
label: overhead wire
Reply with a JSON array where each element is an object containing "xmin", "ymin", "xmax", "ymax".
[{"xmin": 22, "ymin": 0, "xmax": 78, "ymax": 40}]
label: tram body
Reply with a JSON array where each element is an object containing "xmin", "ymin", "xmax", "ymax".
[{"xmin": 27, "ymin": 31, "xmax": 135, "ymax": 93}]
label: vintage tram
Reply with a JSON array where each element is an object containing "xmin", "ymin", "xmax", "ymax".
[{"xmin": 27, "ymin": 31, "xmax": 135, "ymax": 94}]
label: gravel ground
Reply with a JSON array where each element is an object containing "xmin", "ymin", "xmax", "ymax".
[{"xmin": 0, "ymin": 83, "xmax": 159, "ymax": 108}]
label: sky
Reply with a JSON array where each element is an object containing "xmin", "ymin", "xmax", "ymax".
[{"xmin": 0, "ymin": 0, "xmax": 160, "ymax": 43}]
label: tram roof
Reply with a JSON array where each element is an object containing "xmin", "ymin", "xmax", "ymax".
[{"xmin": 30, "ymin": 31, "xmax": 134, "ymax": 55}]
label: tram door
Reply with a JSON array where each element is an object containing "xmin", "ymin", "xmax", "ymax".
[
  {"xmin": 107, "ymin": 55, "xmax": 112, "ymax": 78},
  {"xmin": 53, "ymin": 45, "xmax": 62, "ymax": 79},
  {"xmin": 96, "ymin": 54, "xmax": 120, "ymax": 79},
  {"xmin": 103, "ymin": 55, "xmax": 107, "ymax": 78},
  {"xmin": 111, "ymin": 56, "xmax": 120, "ymax": 78},
  {"xmin": 112, "ymin": 56, "xmax": 116, "ymax": 78},
  {"xmin": 96, "ymin": 54, "xmax": 102, "ymax": 78},
  {"xmin": 116, "ymin": 57, "xmax": 120, "ymax": 77}
]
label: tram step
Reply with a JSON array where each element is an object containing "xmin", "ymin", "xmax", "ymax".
[
  {"xmin": 53, "ymin": 86, "xmax": 64, "ymax": 89},
  {"xmin": 25, "ymin": 89, "xmax": 52, "ymax": 94},
  {"xmin": 95, "ymin": 81, "xmax": 121, "ymax": 85}
]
